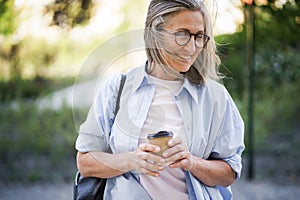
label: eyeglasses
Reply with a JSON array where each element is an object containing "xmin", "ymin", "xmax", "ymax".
[{"xmin": 161, "ymin": 29, "xmax": 210, "ymax": 48}]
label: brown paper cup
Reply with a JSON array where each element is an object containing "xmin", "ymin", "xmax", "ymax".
[{"xmin": 147, "ymin": 131, "xmax": 173, "ymax": 157}]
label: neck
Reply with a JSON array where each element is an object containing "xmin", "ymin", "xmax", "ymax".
[{"xmin": 150, "ymin": 62, "xmax": 181, "ymax": 81}]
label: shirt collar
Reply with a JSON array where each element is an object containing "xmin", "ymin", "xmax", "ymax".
[
  {"xmin": 130, "ymin": 61, "xmax": 151, "ymax": 93},
  {"xmin": 130, "ymin": 61, "xmax": 200, "ymax": 103},
  {"xmin": 180, "ymin": 78, "xmax": 199, "ymax": 103}
]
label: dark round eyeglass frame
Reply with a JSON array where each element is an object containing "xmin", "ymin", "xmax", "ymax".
[{"xmin": 161, "ymin": 29, "xmax": 210, "ymax": 48}]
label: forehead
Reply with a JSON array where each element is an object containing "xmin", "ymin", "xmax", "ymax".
[{"xmin": 164, "ymin": 10, "xmax": 205, "ymax": 32}]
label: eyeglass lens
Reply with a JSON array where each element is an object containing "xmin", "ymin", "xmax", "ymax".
[{"xmin": 175, "ymin": 31, "xmax": 209, "ymax": 48}]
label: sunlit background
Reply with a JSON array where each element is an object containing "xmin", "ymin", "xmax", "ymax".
[
  {"xmin": 9, "ymin": 0, "xmax": 244, "ymax": 79},
  {"xmin": 0, "ymin": 0, "xmax": 299, "ymax": 199}
]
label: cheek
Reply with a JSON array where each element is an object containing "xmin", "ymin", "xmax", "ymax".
[{"xmin": 160, "ymin": 50, "xmax": 173, "ymax": 64}]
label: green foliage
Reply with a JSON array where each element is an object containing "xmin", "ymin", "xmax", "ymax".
[
  {"xmin": 18, "ymin": 37, "xmax": 57, "ymax": 77},
  {"xmin": 216, "ymin": 1, "xmax": 300, "ymax": 156},
  {"xmin": 44, "ymin": 0, "xmax": 95, "ymax": 29},
  {"xmin": 262, "ymin": 80, "xmax": 300, "ymax": 135},
  {"xmin": 0, "ymin": 102, "xmax": 83, "ymax": 182},
  {"xmin": 0, "ymin": 77, "xmax": 74, "ymax": 102},
  {"xmin": 253, "ymin": 0, "xmax": 300, "ymax": 90},
  {"xmin": 0, "ymin": 36, "xmax": 56, "ymax": 80},
  {"xmin": 216, "ymin": 32, "xmax": 246, "ymax": 99},
  {"xmin": 255, "ymin": 0, "xmax": 300, "ymax": 48},
  {"xmin": 0, "ymin": 0, "xmax": 18, "ymax": 36},
  {"xmin": 251, "ymin": 91, "xmax": 299, "ymax": 152},
  {"xmin": 251, "ymin": 1, "xmax": 300, "ymax": 147},
  {"xmin": 0, "ymin": 1, "xmax": 100, "ymax": 81},
  {"xmin": 255, "ymin": 46, "xmax": 300, "ymax": 93},
  {"xmin": 0, "ymin": 102, "xmax": 77, "ymax": 155}
]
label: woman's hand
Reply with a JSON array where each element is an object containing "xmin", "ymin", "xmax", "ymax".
[
  {"xmin": 162, "ymin": 137, "xmax": 194, "ymax": 171},
  {"xmin": 126, "ymin": 143, "xmax": 165, "ymax": 177},
  {"xmin": 161, "ymin": 137, "xmax": 236, "ymax": 187},
  {"xmin": 77, "ymin": 144, "xmax": 165, "ymax": 179}
]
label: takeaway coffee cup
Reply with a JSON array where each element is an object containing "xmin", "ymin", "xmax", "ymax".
[{"xmin": 147, "ymin": 131, "xmax": 173, "ymax": 157}]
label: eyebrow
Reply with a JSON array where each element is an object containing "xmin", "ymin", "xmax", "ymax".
[{"xmin": 176, "ymin": 28, "xmax": 205, "ymax": 34}]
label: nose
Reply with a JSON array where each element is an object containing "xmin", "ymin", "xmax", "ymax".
[{"xmin": 184, "ymin": 35, "xmax": 196, "ymax": 53}]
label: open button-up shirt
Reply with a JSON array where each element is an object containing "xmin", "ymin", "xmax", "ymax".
[{"xmin": 76, "ymin": 63, "xmax": 245, "ymax": 200}]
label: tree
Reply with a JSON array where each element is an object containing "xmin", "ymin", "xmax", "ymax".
[
  {"xmin": 0, "ymin": 0, "xmax": 17, "ymax": 36},
  {"xmin": 44, "ymin": 0, "xmax": 95, "ymax": 29},
  {"xmin": 219, "ymin": 0, "xmax": 300, "ymax": 94},
  {"xmin": 254, "ymin": 0, "xmax": 300, "ymax": 89}
]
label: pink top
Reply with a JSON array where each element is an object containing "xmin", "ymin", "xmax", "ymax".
[{"xmin": 139, "ymin": 75, "xmax": 189, "ymax": 200}]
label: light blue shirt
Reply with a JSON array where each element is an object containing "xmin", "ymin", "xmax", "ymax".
[{"xmin": 76, "ymin": 63, "xmax": 245, "ymax": 200}]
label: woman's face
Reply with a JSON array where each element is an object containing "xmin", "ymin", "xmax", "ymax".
[{"xmin": 160, "ymin": 10, "xmax": 205, "ymax": 73}]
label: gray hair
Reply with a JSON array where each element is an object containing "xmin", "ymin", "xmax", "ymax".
[{"xmin": 144, "ymin": 0, "xmax": 221, "ymax": 85}]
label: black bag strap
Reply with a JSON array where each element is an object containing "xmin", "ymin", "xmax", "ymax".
[
  {"xmin": 114, "ymin": 74, "xmax": 126, "ymax": 117},
  {"xmin": 106, "ymin": 74, "xmax": 126, "ymax": 153}
]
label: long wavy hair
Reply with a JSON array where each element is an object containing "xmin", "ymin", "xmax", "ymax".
[{"xmin": 144, "ymin": 0, "xmax": 221, "ymax": 85}]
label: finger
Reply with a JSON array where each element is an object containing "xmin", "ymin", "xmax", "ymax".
[
  {"xmin": 145, "ymin": 171, "xmax": 160, "ymax": 177},
  {"xmin": 134, "ymin": 152, "xmax": 165, "ymax": 168},
  {"xmin": 137, "ymin": 165, "xmax": 160, "ymax": 176},
  {"xmin": 139, "ymin": 160, "xmax": 164, "ymax": 172},
  {"xmin": 164, "ymin": 150, "xmax": 189, "ymax": 165},
  {"xmin": 169, "ymin": 158, "xmax": 189, "ymax": 169},
  {"xmin": 139, "ymin": 143, "xmax": 160, "ymax": 153},
  {"xmin": 146, "ymin": 154, "xmax": 166, "ymax": 165},
  {"xmin": 162, "ymin": 144, "xmax": 186, "ymax": 158},
  {"xmin": 167, "ymin": 137, "xmax": 182, "ymax": 147}
]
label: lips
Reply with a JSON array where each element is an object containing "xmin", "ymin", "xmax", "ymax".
[{"xmin": 175, "ymin": 53, "xmax": 193, "ymax": 63}]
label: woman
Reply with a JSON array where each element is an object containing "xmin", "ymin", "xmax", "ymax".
[{"xmin": 76, "ymin": 0, "xmax": 245, "ymax": 199}]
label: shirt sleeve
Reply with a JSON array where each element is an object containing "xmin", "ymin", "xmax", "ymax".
[
  {"xmin": 75, "ymin": 74, "xmax": 121, "ymax": 153},
  {"xmin": 210, "ymin": 90, "xmax": 245, "ymax": 179}
]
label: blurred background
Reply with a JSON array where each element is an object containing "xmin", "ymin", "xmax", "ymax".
[{"xmin": 0, "ymin": 0, "xmax": 299, "ymax": 199}]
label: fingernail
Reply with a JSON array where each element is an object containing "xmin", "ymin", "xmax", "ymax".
[{"xmin": 155, "ymin": 147, "xmax": 160, "ymax": 152}]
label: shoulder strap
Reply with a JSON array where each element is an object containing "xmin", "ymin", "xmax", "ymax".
[{"xmin": 114, "ymin": 74, "xmax": 126, "ymax": 117}]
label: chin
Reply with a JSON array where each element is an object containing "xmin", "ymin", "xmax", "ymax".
[
  {"xmin": 175, "ymin": 65, "xmax": 191, "ymax": 73},
  {"xmin": 168, "ymin": 58, "xmax": 192, "ymax": 73}
]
